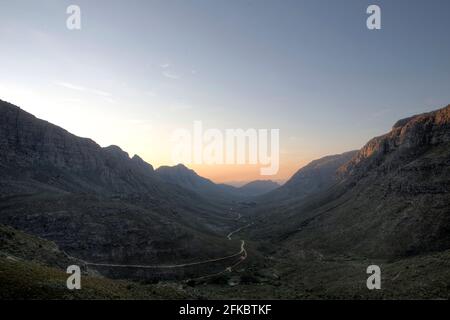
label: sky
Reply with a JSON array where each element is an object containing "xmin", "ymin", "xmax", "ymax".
[{"xmin": 1, "ymin": 0, "xmax": 449, "ymax": 183}]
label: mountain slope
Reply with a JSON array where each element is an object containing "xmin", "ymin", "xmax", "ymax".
[
  {"xmin": 0, "ymin": 224, "xmax": 194, "ymax": 299},
  {"xmin": 259, "ymin": 151, "xmax": 357, "ymax": 204},
  {"xmin": 250, "ymin": 105, "xmax": 450, "ymax": 259},
  {"xmin": 0, "ymin": 99, "xmax": 237, "ymax": 276},
  {"xmin": 0, "ymin": 98, "xmax": 172, "ymax": 196},
  {"xmin": 156, "ymin": 165, "xmax": 280, "ymax": 199},
  {"xmin": 238, "ymin": 180, "xmax": 280, "ymax": 197},
  {"xmin": 156, "ymin": 164, "xmax": 239, "ymax": 201}
]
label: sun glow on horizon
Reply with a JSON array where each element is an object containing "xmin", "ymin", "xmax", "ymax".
[{"xmin": 0, "ymin": 86, "xmax": 313, "ymax": 184}]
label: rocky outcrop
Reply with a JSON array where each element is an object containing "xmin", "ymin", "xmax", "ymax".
[{"xmin": 339, "ymin": 105, "xmax": 450, "ymax": 178}]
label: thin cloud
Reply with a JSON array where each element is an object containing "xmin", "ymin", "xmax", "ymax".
[
  {"xmin": 162, "ymin": 70, "xmax": 181, "ymax": 80},
  {"xmin": 56, "ymin": 82, "xmax": 86, "ymax": 92},
  {"xmin": 55, "ymin": 82, "xmax": 112, "ymax": 97},
  {"xmin": 61, "ymin": 98, "xmax": 83, "ymax": 103}
]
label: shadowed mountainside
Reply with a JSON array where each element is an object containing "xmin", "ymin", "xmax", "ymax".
[
  {"xmin": 0, "ymin": 99, "xmax": 238, "ymax": 274},
  {"xmin": 156, "ymin": 164, "xmax": 280, "ymax": 199},
  {"xmin": 249, "ymin": 105, "xmax": 450, "ymax": 259},
  {"xmin": 238, "ymin": 180, "xmax": 280, "ymax": 197},
  {"xmin": 156, "ymin": 164, "xmax": 240, "ymax": 201},
  {"xmin": 259, "ymin": 150, "xmax": 357, "ymax": 204}
]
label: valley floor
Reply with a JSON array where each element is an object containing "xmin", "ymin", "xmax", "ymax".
[
  {"xmin": 191, "ymin": 248, "xmax": 450, "ymax": 299},
  {"xmin": 2, "ymin": 245, "xmax": 448, "ymax": 300},
  {"xmin": 1, "ymin": 208, "xmax": 449, "ymax": 300}
]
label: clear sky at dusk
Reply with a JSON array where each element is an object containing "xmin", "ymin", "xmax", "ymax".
[{"xmin": 1, "ymin": 0, "xmax": 449, "ymax": 183}]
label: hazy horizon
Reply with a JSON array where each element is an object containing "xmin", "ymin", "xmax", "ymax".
[{"xmin": 1, "ymin": 0, "xmax": 450, "ymax": 182}]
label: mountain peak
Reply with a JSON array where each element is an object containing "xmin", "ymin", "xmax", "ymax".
[
  {"xmin": 131, "ymin": 154, "xmax": 154, "ymax": 172},
  {"xmin": 103, "ymin": 145, "xmax": 129, "ymax": 157},
  {"xmin": 173, "ymin": 163, "xmax": 190, "ymax": 170},
  {"xmin": 157, "ymin": 163, "xmax": 195, "ymax": 175}
]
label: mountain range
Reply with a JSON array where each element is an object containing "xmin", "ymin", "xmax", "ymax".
[
  {"xmin": 1, "ymin": 98, "xmax": 449, "ymax": 299},
  {"xmin": 0, "ymin": 99, "xmax": 239, "ymax": 273},
  {"xmin": 156, "ymin": 164, "xmax": 280, "ymax": 199}
]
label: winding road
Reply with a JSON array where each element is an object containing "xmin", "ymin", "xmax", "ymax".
[
  {"xmin": 227, "ymin": 223, "xmax": 252, "ymax": 240},
  {"xmin": 188, "ymin": 213, "xmax": 252, "ymax": 280},
  {"xmin": 67, "ymin": 208, "xmax": 251, "ymax": 280},
  {"xmin": 82, "ymin": 239, "xmax": 246, "ymax": 269}
]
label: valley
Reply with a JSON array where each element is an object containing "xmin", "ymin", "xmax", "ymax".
[{"xmin": 0, "ymin": 99, "xmax": 449, "ymax": 299}]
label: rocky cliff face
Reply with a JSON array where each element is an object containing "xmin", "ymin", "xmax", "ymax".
[
  {"xmin": 250, "ymin": 105, "xmax": 450, "ymax": 259},
  {"xmin": 339, "ymin": 105, "xmax": 450, "ymax": 179},
  {"xmin": 0, "ymin": 99, "xmax": 161, "ymax": 195}
]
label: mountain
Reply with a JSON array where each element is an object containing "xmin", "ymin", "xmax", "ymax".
[
  {"xmin": 259, "ymin": 151, "xmax": 357, "ymax": 203},
  {"xmin": 156, "ymin": 165, "xmax": 280, "ymax": 199},
  {"xmin": 0, "ymin": 99, "xmax": 238, "ymax": 279},
  {"xmin": 250, "ymin": 105, "xmax": 450, "ymax": 259},
  {"xmin": 238, "ymin": 180, "xmax": 280, "ymax": 197},
  {"xmin": 156, "ymin": 164, "xmax": 239, "ymax": 201},
  {"xmin": 0, "ymin": 99, "xmax": 159, "ymax": 196}
]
